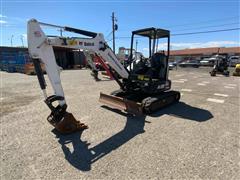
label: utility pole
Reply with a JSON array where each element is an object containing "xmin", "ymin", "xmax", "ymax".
[
  {"xmin": 135, "ymin": 40, "xmax": 138, "ymax": 58},
  {"xmin": 111, "ymin": 12, "xmax": 118, "ymax": 53},
  {"xmin": 136, "ymin": 40, "xmax": 138, "ymax": 52},
  {"xmin": 11, "ymin": 35, "xmax": 14, "ymax": 47},
  {"xmin": 57, "ymin": 29, "xmax": 63, "ymax": 37},
  {"xmin": 20, "ymin": 35, "xmax": 24, "ymax": 47}
]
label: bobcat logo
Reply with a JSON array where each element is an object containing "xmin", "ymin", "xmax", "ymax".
[{"xmin": 34, "ymin": 31, "xmax": 42, "ymax": 37}]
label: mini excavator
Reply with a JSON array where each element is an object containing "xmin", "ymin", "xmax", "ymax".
[
  {"xmin": 210, "ymin": 54, "xmax": 230, "ymax": 77},
  {"xmin": 27, "ymin": 19, "xmax": 180, "ymax": 134}
]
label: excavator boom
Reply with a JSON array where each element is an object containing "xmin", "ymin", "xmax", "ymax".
[{"xmin": 27, "ymin": 19, "xmax": 129, "ymax": 134}]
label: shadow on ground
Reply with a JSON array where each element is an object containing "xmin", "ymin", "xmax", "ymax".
[
  {"xmin": 53, "ymin": 114, "xmax": 146, "ymax": 171},
  {"xmin": 150, "ymin": 101, "xmax": 213, "ymax": 122},
  {"xmin": 53, "ymin": 101, "xmax": 213, "ymax": 171}
]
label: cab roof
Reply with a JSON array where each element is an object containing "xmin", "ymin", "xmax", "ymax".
[{"xmin": 132, "ymin": 27, "xmax": 170, "ymax": 39}]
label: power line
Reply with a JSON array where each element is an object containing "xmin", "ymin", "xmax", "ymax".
[
  {"xmin": 172, "ymin": 27, "xmax": 240, "ymax": 36},
  {"xmin": 115, "ymin": 27, "xmax": 240, "ymax": 39},
  {"xmin": 173, "ymin": 22, "xmax": 239, "ymax": 32},
  {"xmin": 117, "ymin": 16, "xmax": 239, "ymax": 32},
  {"xmin": 166, "ymin": 16, "xmax": 239, "ymax": 28},
  {"xmin": 105, "ymin": 30, "xmax": 113, "ymax": 39},
  {"xmin": 107, "ymin": 39, "xmax": 113, "ymax": 42},
  {"xmin": 104, "ymin": 28, "xmax": 111, "ymax": 35}
]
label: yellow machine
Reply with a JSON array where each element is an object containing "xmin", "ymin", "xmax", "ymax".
[{"xmin": 233, "ymin": 64, "xmax": 240, "ymax": 76}]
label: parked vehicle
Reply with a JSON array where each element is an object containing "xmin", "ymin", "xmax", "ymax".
[
  {"xmin": 168, "ymin": 61, "xmax": 177, "ymax": 70},
  {"xmin": 179, "ymin": 60, "xmax": 200, "ymax": 68},
  {"xmin": 200, "ymin": 58, "xmax": 215, "ymax": 66},
  {"xmin": 228, "ymin": 56, "xmax": 240, "ymax": 67}
]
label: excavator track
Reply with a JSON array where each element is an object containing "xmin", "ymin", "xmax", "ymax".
[
  {"xmin": 141, "ymin": 91, "xmax": 180, "ymax": 114},
  {"xmin": 99, "ymin": 90, "xmax": 180, "ymax": 115}
]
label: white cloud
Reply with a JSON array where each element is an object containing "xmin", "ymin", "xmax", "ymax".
[
  {"xmin": 0, "ymin": 15, "xmax": 27, "ymax": 27},
  {"xmin": 0, "ymin": 14, "xmax": 7, "ymax": 18},
  {"xmin": 157, "ymin": 41, "xmax": 240, "ymax": 50},
  {"xmin": 0, "ymin": 20, "xmax": 7, "ymax": 24},
  {"xmin": 22, "ymin": 34, "xmax": 27, "ymax": 39}
]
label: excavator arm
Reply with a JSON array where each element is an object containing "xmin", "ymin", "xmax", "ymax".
[{"xmin": 27, "ymin": 19, "xmax": 129, "ymax": 134}]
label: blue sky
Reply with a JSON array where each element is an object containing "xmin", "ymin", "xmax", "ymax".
[{"xmin": 0, "ymin": 0, "xmax": 239, "ymax": 53}]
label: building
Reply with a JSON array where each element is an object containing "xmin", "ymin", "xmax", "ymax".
[
  {"xmin": 169, "ymin": 47, "xmax": 240, "ymax": 62},
  {"xmin": 0, "ymin": 46, "xmax": 87, "ymax": 73},
  {"xmin": 0, "ymin": 46, "xmax": 31, "ymax": 73},
  {"xmin": 53, "ymin": 47, "xmax": 86, "ymax": 69}
]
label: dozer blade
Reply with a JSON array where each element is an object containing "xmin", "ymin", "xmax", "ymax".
[
  {"xmin": 99, "ymin": 92, "xmax": 143, "ymax": 115},
  {"xmin": 47, "ymin": 112, "xmax": 88, "ymax": 134}
]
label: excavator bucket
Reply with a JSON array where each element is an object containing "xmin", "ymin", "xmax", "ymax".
[
  {"xmin": 99, "ymin": 92, "xmax": 143, "ymax": 115},
  {"xmin": 47, "ymin": 112, "xmax": 88, "ymax": 134}
]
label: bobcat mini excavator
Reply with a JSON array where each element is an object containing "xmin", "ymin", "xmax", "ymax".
[{"xmin": 28, "ymin": 19, "xmax": 180, "ymax": 134}]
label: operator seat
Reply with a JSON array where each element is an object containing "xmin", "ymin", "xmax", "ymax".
[{"xmin": 150, "ymin": 52, "xmax": 167, "ymax": 80}]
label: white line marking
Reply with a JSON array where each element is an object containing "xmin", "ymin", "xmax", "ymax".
[
  {"xmin": 226, "ymin": 84, "xmax": 237, "ymax": 87},
  {"xmin": 197, "ymin": 83, "xmax": 206, "ymax": 86},
  {"xmin": 224, "ymin": 86, "xmax": 235, "ymax": 89},
  {"xmin": 172, "ymin": 80, "xmax": 185, "ymax": 83},
  {"xmin": 179, "ymin": 79, "xmax": 188, "ymax": 81},
  {"xmin": 207, "ymin": 98, "xmax": 224, "ymax": 103},
  {"xmin": 175, "ymin": 74, "xmax": 184, "ymax": 77},
  {"xmin": 214, "ymin": 93, "xmax": 229, "ymax": 97},
  {"xmin": 181, "ymin": 89, "xmax": 192, "ymax": 92},
  {"xmin": 202, "ymin": 81, "xmax": 210, "ymax": 84},
  {"xmin": 80, "ymin": 115, "xmax": 90, "ymax": 121}
]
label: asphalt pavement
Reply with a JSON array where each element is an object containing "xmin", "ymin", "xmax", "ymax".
[{"xmin": 1, "ymin": 67, "xmax": 239, "ymax": 179}]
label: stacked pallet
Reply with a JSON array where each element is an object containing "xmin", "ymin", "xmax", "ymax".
[
  {"xmin": 24, "ymin": 63, "xmax": 46, "ymax": 75},
  {"xmin": 0, "ymin": 51, "xmax": 19, "ymax": 72},
  {"xmin": 0, "ymin": 50, "xmax": 45, "ymax": 75}
]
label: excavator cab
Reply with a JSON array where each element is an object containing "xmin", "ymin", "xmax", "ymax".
[{"xmin": 124, "ymin": 28, "xmax": 171, "ymax": 94}]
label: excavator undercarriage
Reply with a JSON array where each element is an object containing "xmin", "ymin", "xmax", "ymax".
[{"xmin": 100, "ymin": 90, "xmax": 180, "ymax": 115}]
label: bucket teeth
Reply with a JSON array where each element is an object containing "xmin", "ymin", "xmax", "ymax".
[{"xmin": 47, "ymin": 112, "xmax": 88, "ymax": 134}]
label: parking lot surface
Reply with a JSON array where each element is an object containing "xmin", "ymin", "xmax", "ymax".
[{"xmin": 1, "ymin": 67, "xmax": 239, "ymax": 179}]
